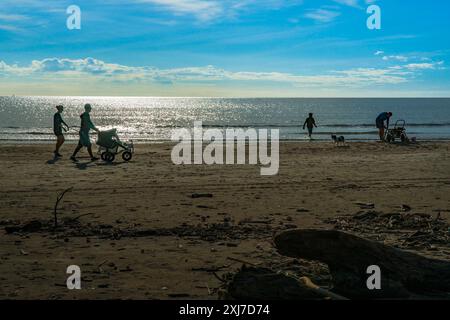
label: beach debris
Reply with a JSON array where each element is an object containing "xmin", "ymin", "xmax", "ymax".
[
  {"xmin": 192, "ymin": 265, "xmax": 230, "ymax": 273},
  {"xmin": 238, "ymin": 218, "xmax": 273, "ymax": 225},
  {"xmin": 274, "ymin": 229, "xmax": 450, "ymax": 299},
  {"xmin": 168, "ymin": 293, "xmax": 190, "ymax": 298},
  {"xmin": 0, "ymin": 220, "xmax": 13, "ymax": 226},
  {"xmin": 197, "ymin": 205, "xmax": 213, "ymax": 209},
  {"xmin": 97, "ymin": 260, "xmax": 108, "ymax": 273},
  {"xmin": 191, "ymin": 193, "xmax": 213, "ymax": 199},
  {"xmin": 70, "ymin": 213, "xmax": 95, "ymax": 223},
  {"xmin": 3, "ymin": 218, "xmax": 285, "ymax": 242},
  {"xmin": 401, "ymin": 204, "xmax": 412, "ymax": 212},
  {"xmin": 296, "ymin": 209, "xmax": 310, "ymax": 213},
  {"xmin": 119, "ymin": 266, "xmax": 133, "ymax": 272},
  {"xmin": 227, "ymin": 257, "xmax": 258, "ymax": 267},
  {"xmin": 355, "ymin": 202, "xmax": 375, "ymax": 209},
  {"xmin": 325, "ymin": 210, "xmax": 449, "ymax": 250},
  {"xmin": 5, "ymin": 220, "xmax": 42, "ymax": 234},
  {"xmin": 352, "ymin": 211, "xmax": 378, "ymax": 220},
  {"xmin": 53, "ymin": 187, "xmax": 73, "ymax": 229},
  {"xmin": 226, "ymin": 242, "xmax": 238, "ymax": 247}
]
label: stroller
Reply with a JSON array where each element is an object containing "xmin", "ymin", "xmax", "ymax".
[
  {"xmin": 96, "ymin": 129, "xmax": 134, "ymax": 162},
  {"xmin": 385, "ymin": 120, "xmax": 409, "ymax": 143}
]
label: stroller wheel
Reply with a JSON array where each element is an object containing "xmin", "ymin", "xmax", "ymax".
[
  {"xmin": 104, "ymin": 152, "xmax": 115, "ymax": 162},
  {"xmin": 122, "ymin": 151, "xmax": 133, "ymax": 162},
  {"xmin": 101, "ymin": 152, "xmax": 108, "ymax": 161}
]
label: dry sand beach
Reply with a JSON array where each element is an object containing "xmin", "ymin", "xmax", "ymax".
[{"xmin": 1, "ymin": 141, "xmax": 450, "ymax": 299}]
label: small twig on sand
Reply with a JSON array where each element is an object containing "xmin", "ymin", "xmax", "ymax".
[
  {"xmin": 70, "ymin": 213, "xmax": 95, "ymax": 222},
  {"xmin": 98, "ymin": 260, "xmax": 108, "ymax": 268},
  {"xmin": 97, "ymin": 260, "xmax": 108, "ymax": 273},
  {"xmin": 53, "ymin": 187, "xmax": 73, "ymax": 229},
  {"xmin": 227, "ymin": 256, "xmax": 258, "ymax": 267},
  {"xmin": 212, "ymin": 272, "xmax": 226, "ymax": 283}
]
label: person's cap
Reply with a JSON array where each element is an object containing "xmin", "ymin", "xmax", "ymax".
[
  {"xmin": 84, "ymin": 104, "xmax": 92, "ymax": 111},
  {"xmin": 56, "ymin": 105, "xmax": 63, "ymax": 111}
]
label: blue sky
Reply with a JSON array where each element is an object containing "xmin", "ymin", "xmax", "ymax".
[{"xmin": 0, "ymin": 0, "xmax": 449, "ymax": 97}]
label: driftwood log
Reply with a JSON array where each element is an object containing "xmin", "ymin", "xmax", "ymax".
[
  {"xmin": 274, "ymin": 229, "xmax": 450, "ymax": 299},
  {"xmin": 223, "ymin": 266, "xmax": 341, "ymax": 300}
]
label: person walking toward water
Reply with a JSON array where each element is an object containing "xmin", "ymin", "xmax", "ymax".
[
  {"xmin": 70, "ymin": 104, "xmax": 100, "ymax": 162},
  {"xmin": 303, "ymin": 113, "xmax": 318, "ymax": 139},
  {"xmin": 376, "ymin": 112, "xmax": 393, "ymax": 141},
  {"xmin": 53, "ymin": 105, "xmax": 69, "ymax": 158}
]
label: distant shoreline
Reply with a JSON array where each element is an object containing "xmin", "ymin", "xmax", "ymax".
[{"xmin": 2, "ymin": 139, "xmax": 450, "ymax": 145}]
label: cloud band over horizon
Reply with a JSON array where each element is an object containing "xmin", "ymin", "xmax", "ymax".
[{"xmin": 0, "ymin": 56, "xmax": 446, "ymax": 97}]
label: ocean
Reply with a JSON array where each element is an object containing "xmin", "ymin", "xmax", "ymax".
[{"xmin": 1, "ymin": 96, "xmax": 450, "ymax": 142}]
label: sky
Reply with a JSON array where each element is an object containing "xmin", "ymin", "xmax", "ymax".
[{"xmin": 0, "ymin": 0, "xmax": 449, "ymax": 97}]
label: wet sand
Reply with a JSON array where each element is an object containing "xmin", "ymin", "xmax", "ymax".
[{"xmin": 0, "ymin": 141, "xmax": 449, "ymax": 299}]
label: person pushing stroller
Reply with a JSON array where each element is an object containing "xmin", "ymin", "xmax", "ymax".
[{"xmin": 70, "ymin": 104, "xmax": 100, "ymax": 162}]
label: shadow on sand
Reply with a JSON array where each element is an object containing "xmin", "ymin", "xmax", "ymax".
[
  {"xmin": 95, "ymin": 161, "xmax": 128, "ymax": 167},
  {"xmin": 73, "ymin": 159, "xmax": 129, "ymax": 170},
  {"xmin": 46, "ymin": 156, "xmax": 61, "ymax": 164}
]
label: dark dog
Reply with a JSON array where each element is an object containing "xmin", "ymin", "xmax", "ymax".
[{"xmin": 331, "ymin": 134, "xmax": 345, "ymax": 146}]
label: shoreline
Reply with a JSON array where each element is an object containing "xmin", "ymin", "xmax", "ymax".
[{"xmin": 2, "ymin": 138, "xmax": 450, "ymax": 145}]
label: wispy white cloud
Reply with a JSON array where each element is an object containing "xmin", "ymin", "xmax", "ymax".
[
  {"xmin": 404, "ymin": 61, "xmax": 445, "ymax": 71},
  {"xmin": 0, "ymin": 24, "xmax": 23, "ymax": 32},
  {"xmin": 0, "ymin": 13, "xmax": 30, "ymax": 32},
  {"xmin": 332, "ymin": 0, "xmax": 377, "ymax": 9},
  {"xmin": 0, "ymin": 13, "xmax": 29, "ymax": 21},
  {"xmin": 332, "ymin": 0, "xmax": 360, "ymax": 8},
  {"xmin": 304, "ymin": 8, "xmax": 341, "ymax": 23},
  {"xmin": 305, "ymin": 0, "xmax": 377, "ymax": 24},
  {"xmin": 382, "ymin": 55, "xmax": 409, "ymax": 62},
  {"xmin": 133, "ymin": 0, "xmax": 302, "ymax": 21},
  {"xmin": 134, "ymin": 0, "xmax": 223, "ymax": 21},
  {"xmin": 376, "ymin": 51, "xmax": 446, "ymax": 69}
]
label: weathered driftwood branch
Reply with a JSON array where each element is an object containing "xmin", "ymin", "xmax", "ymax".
[
  {"xmin": 274, "ymin": 229, "xmax": 450, "ymax": 299},
  {"xmin": 298, "ymin": 276, "xmax": 348, "ymax": 300},
  {"xmin": 69, "ymin": 212, "xmax": 94, "ymax": 222},
  {"xmin": 223, "ymin": 266, "xmax": 335, "ymax": 300},
  {"xmin": 53, "ymin": 187, "xmax": 73, "ymax": 229}
]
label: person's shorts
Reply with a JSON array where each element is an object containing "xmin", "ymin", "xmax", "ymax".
[
  {"xmin": 54, "ymin": 129, "xmax": 63, "ymax": 137},
  {"xmin": 78, "ymin": 131, "xmax": 92, "ymax": 147},
  {"xmin": 307, "ymin": 127, "xmax": 313, "ymax": 135},
  {"xmin": 376, "ymin": 120, "xmax": 384, "ymax": 129}
]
